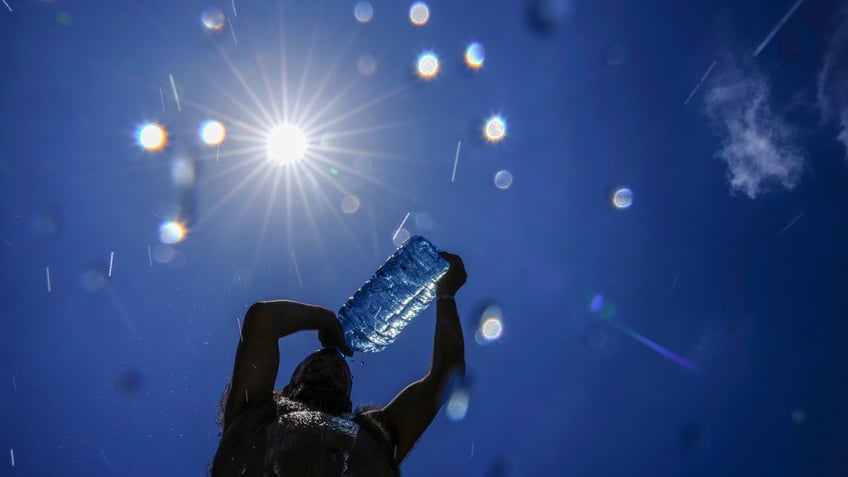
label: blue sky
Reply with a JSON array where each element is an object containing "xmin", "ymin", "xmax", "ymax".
[{"xmin": 1, "ymin": 0, "xmax": 847, "ymax": 476}]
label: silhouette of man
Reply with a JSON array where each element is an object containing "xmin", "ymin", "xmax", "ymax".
[{"xmin": 211, "ymin": 252, "xmax": 467, "ymax": 476}]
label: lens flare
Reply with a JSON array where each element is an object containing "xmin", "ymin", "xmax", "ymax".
[
  {"xmin": 267, "ymin": 124, "xmax": 308, "ymax": 166},
  {"xmin": 200, "ymin": 120, "xmax": 226, "ymax": 146},
  {"xmin": 409, "ymin": 2, "xmax": 430, "ymax": 26},
  {"xmin": 464, "ymin": 42, "xmax": 485, "ymax": 69},
  {"xmin": 354, "ymin": 2, "xmax": 373, "ymax": 23},
  {"xmin": 201, "ymin": 7, "xmax": 226, "ymax": 31},
  {"xmin": 484, "ymin": 115, "xmax": 506, "ymax": 142},
  {"xmin": 475, "ymin": 304, "xmax": 504, "ymax": 345},
  {"xmin": 613, "ymin": 188, "xmax": 633, "ymax": 208},
  {"xmin": 494, "ymin": 170, "xmax": 513, "ymax": 189},
  {"xmin": 341, "ymin": 194, "xmax": 360, "ymax": 214},
  {"xmin": 137, "ymin": 123, "xmax": 166, "ymax": 151},
  {"xmin": 159, "ymin": 221, "xmax": 186, "ymax": 244},
  {"xmin": 416, "ymin": 51, "xmax": 439, "ymax": 79}
]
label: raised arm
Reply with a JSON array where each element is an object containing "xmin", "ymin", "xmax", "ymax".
[
  {"xmin": 375, "ymin": 252, "xmax": 467, "ymax": 464},
  {"xmin": 221, "ymin": 300, "xmax": 352, "ymax": 431}
]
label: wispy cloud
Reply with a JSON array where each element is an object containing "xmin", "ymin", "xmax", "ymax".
[
  {"xmin": 704, "ymin": 64, "xmax": 805, "ymax": 199},
  {"xmin": 817, "ymin": 14, "xmax": 848, "ymax": 163}
]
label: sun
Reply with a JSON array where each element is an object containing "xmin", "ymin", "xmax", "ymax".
[{"xmin": 267, "ymin": 124, "xmax": 308, "ymax": 166}]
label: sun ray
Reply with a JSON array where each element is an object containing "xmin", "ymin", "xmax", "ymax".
[
  {"xmin": 253, "ymin": 165, "xmax": 286, "ymax": 266},
  {"xmin": 291, "ymin": 19, "xmax": 320, "ymax": 125},
  {"xmin": 194, "ymin": 159, "xmax": 268, "ymax": 226},
  {"xmin": 303, "ymin": 84, "xmax": 408, "ymax": 135},
  {"xmin": 296, "ymin": 29, "xmax": 360, "ymax": 129},
  {"xmin": 214, "ymin": 50, "xmax": 277, "ymax": 131}
]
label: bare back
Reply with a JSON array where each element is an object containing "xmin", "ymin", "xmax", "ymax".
[{"xmin": 213, "ymin": 397, "xmax": 398, "ymax": 477}]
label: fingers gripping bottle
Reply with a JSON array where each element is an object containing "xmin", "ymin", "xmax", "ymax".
[{"xmin": 338, "ymin": 236, "xmax": 450, "ymax": 352}]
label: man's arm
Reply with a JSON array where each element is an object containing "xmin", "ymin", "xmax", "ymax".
[
  {"xmin": 221, "ymin": 300, "xmax": 352, "ymax": 431},
  {"xmin": 374, "ymin": 253, "xmax": 467, "ymax": 464}
]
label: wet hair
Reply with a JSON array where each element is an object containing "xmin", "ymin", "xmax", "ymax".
[{"xmin": 288, "ymin": 347, "xmax": 347, "ymax": 383}]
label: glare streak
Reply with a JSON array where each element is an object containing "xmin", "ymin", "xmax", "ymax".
[
  {"xmin": 253, "ymin": 166, "xmax": 284, "ymax": 263},
  {"xmin": 231, "ymin": 0, "xmax": 237, "ymax": 16},
  {"xmin": 237, "ymin": 318, "xmax": 243, "ymax": 342},
  {"xmin": 612, "ymin": 321, "xmax": 697, "ymax": 371},
  {"xmin": 159, "ymin": 86, "xmax": 166, "ymax": 112},
  {"xmin": 101, "ymin": 450, "xmax": 111, "ymax": 468},
  {"xmin": 10, "ymin": 448, "xmax": 14, "ymax": 467},
  {"xmin": 108, "ymin": 251, "xmax": 115, "ymax": 277},
  {"xmin": 451, "ymin": 140, "xmax": 461, "ymax": 182},
  {"xmin": 46, "ymin": 266, "xmax": 51, "ymax": 293},
  {"xmin": 11, "ymin": 376, "xmax": 16, "ymax": 391},
  {"xmin": 753, "ymin": 0, "xmax": 805, "ymax": 57},
  {"xmin": 303, "ymin": 84, "xmax": 408, "ymax": 136},
  {"xmin": 169, "ymin": 74, "xmax": 182, "ymax": 112},
  {"xmin": 777, "ymin": 212, "xmax": 804, "ymax": 237},
  {"xmin": 683, "ymin": 60, "xmax": 717, "ymax": 106},
  {"xmin": 230, "ymin": 21, "xmax": 239, "ymax": 45},
  {"xmin": 2, "ymin": 0, "xmax": 11, "ymax": 13},
  {"xmin": 196, "ymin": 159, "xmax": 268, "ymax": 226},
  {"xmin": 392, "ymin": 212, "xmax": 410, "ymax": 242},
  {"xmin": 290, "ymin": 250, "xmax": 303, "ymax": 288},
  {"xmin": 147, "ymin": 245, "xmax": 153, "ymax": 266},
  {"xmin": 470, "ymin": 442, "xmax": 475, "ymax": 459}
]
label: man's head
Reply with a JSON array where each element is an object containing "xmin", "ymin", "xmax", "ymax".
[{"xmin": 281, "ymin": 347, "xmax": 353, "ymax": 415}]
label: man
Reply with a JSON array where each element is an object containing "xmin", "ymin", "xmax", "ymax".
[{"xmin": 211, "ymin": 252, "xmax": 467, "ymax": 476}]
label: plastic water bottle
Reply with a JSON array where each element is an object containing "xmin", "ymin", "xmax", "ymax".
[{"xmin": 338, "ymin": 235, "xmax": 450, "ymax": 353}]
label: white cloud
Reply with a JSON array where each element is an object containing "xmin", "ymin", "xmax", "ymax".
[
  {"xmin": 817, "ymin": 15, "xmax": 848, "ymax": 162},
  {"xmin": 704, "ymin": 65, "xmax": 805, "ymax": 199}
]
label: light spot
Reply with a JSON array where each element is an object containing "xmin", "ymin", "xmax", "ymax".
[
  {"xmin": 590, "ymin": 294, "xmax": 604, "ymax": 313},
  {"xmin": 341, "ymin": 194, "xmax": 360, "ymax": 214},
  {"xmin": 357, "ymin": 54, "xmax": 377, "ymax": 76},
  {"xmin": 475, "ymin": 304, "xmax": 504, "ymax": 345},
  {"xmin": 201, "ymin": 7, "xmax": 226, "ymax": 31},
  {"xmin": 416, "ymin": 51, "xmax": 440, "ymax": 79},
  {"xmin": 494, "ymin": 170, "xmax": 513, "ymax": 189},
  {"xmin": 354, "ymin": 2, "xmax": 373, "ymax": 23},
  {"xmin": 409, "ymin": 2, "xmax": 430, "ymax": 26},
  {"xmin": 159, "ymin": 221, "xmax": 186, "ymax": 244},
  {"xmin": 171, "ymin": 159, "xmax": 195, "ymax": 187},
  {"xmin": 484, "ymin": 115, "xmax": 506, "ymax": 142},
  {"xmin": 791, "ymin": 409, "xmax": 805, "ymax": 424},
  {"xmin": 465, "ymin": 42, "xmax": 485, "ymax": 69},
  {"xmin": 79, "ymin": 266, "xmax": 106, "ymax": 292},
  {"xmin": 153, "ymin": 244, "xmax": 176, "ymax": 263},
  {"xmin": 267, "ymin": 124, "xmax": 308, "ymax": 166},
  {"xmin": 612, "ymin": 188, "xmax": 633, "ymax": 209},
  {"xmin": 414, "ymin": 211, "xmax": 435, "ymax": 230},
  {"xmin": 446, "ymin": 388, "xmax": 469, "ymax": 421},
  {"xmin": 137, "ymin": 123, "xmax": 166, "ymax": 151},
  {"xmin": 200, "ymin": 120, "xmax": 226, "ymax": 146}
]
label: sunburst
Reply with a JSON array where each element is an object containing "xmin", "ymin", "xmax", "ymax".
[{"xmin": 173, "ymin": 8, "xmax": 416, "ymax": 267}]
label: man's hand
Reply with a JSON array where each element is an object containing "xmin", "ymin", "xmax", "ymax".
[
  {"xmin": 436, "ymin": 252, "xmax": 467, "ymax": 297},
  {"xmin": 316, "ymin": 310, "xmax": 354, "ymax": 357}
]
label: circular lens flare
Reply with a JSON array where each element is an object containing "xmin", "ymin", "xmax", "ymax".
[
  {"xmin": 613, "ymin": 188, "xmax": 633, "ymax": 209},
  {"xmin": 409, "ymin": 2, "xmax": 430, "ymax": 26},
  {"xmin": 267, "ymin": 124, "xmax": 308, "ymax": 166},
  {"xmin": 159, "ymin": 221, "xmax": 186, "ymax": 244},
  {"xmin": 200, "ymin": 120, "xmax": 226, "ymax": 146},
  {"xmin": 137, "ymin": 123, "xmax": 166, "ymax": 151},
  {"xmin": 416, "ymin": 51, "xmax": 439, "ymax": 79},
  {"xmin": 201, "ymin": 8, "xmax": 226, "ymax": 31},
  {"xmin": 484, "ymin": 115, "xmax": 506, "ymax": 142},
  {"xmin": 354, "ymin": 2, "xmax": 374, "ymax": 23},
  {"xmin": 465, "ymin": 42, "xmax": 485, "ymax": 69}
]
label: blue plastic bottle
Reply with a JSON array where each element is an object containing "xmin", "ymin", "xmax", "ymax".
[{"xmin": 338, "ymin": 235, "xmax": 450, "ymax": 353}]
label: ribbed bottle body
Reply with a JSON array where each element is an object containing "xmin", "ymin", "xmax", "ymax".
[{"xmin": 338, "ymin": 236, "xmax": 450, "ymax": 352}]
